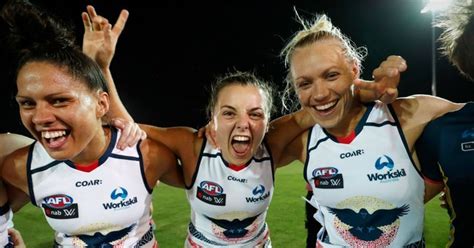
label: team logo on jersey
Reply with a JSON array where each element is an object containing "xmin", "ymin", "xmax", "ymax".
[
  {"xmin": 311, "ymin": 167, "xmax": 344, "ymax": 189},
  {"xmin": 42, "ymin": 194, "xmax": 79, "ymax": 219},
  {"xmin": 461, "ymin": 129, "xmax": 474, "ymax": 151},
  {"xmin": 103, "ymin": 187, "xmax": 138, "ymax": 210},
  {"xmin": 245, "ymin": 184, "xmax": 271, "ymax": 203},
  {"xmin": 367, "ymin": 155, "xmax": 406, "ymax": 183},
  {"xmin": 205, "ymin": 213, "xmax": 261, "ymax": 239},
  {"xmin": 197, "ymin": 181, "xmax": 226, "ymax": 206},
  {"xmin": 329, "ymin": 196, "xmax": 409, "ymax": 247}
]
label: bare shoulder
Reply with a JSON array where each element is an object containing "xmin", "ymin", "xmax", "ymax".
[
  {"xmin": 392, "ymin": 94, "xmax": 463, "ymax": 122},
  {"xmin": 0, "ymin": 133, "xmax": 34, "ymax": 160},
  {"xmin": 1, "ymin": 144, "xmax": 30, "ymax": 189}
]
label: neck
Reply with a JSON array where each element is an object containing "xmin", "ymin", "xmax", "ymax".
[
  {"xmin": 73, "ymin": 126, "xmax": 111, "ymax": 165},
  {"xmin": 327, "ymin": 101, "xmax": 365, "ymax": 137}
]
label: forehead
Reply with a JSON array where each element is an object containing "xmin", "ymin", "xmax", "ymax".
[
  {"xmin": 216, "ymin": 84, "xmax": 265, "ymax": 107},
  {"xmin": 290, "ymin": 39, "xmax": 347, "ymax": 76},
  {"xmin": 17, "ymin": 61, "xmax": 87, "ymax": 95}
]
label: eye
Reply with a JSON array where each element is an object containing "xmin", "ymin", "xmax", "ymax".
[
  {"xmin": 222, "ymin": 111, "xmax": 235, "ymax": 118},
  {"xmin": 249, "ymin": 111, "xmax": 264, "ymax": 120},
  {"xmin": 17, "ymin": 100, "xmax": 35, "ymax": 109},
  {"xmin": 51, "ymin": 98, "xmax": 69, "ymax": 106},
  {"xmin": 326, "ymin": 71, "xmax": 340, "ymax": 81},
  {"xmin": 296, "ymin": 80, "xmax": 311, "ymax": 90}
]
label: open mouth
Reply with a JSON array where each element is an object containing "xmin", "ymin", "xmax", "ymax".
[
  {"xmin": 315, "ymin": 100, "xmax": 338, "ymax": 115},
  {"xmin": 41, "ymin": 130, "xmax": 70, "ymax": 149},
  {"xmin": 231, "ymin": 135, "xmax": 251, "ymax": 156}
]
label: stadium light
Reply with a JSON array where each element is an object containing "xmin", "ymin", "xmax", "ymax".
[
  {"xmin": 421, "ymin": 0, "xmax": 454, "ymax": 13},
  {"xmin": 420, "ymin": 0, "xmax": 454, "ymax": 95}
]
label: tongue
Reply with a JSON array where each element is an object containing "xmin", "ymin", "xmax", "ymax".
[
  {"xmin": 232, "ymin": 142, "xmax": 249, "ymax": 154},
  {"xmin": 47, "ymin": 136, "xmax": 67, "ymax": 149}
]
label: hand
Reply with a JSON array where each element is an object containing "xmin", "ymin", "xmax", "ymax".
[
  {"xmin": 354, "ymin": 55, "xmax": 407, "ymax": 104},
  {"xmin": 82, "ymin": 5, "xmax": 129, "ymax": 69},
  {"xmin": 8, "ymin": 228, "xmax": 25, "ymax": 248},
  {"xmin": 197, "ymin": 121, "xmax": 218, "ymax": 149},
  {"xmin": 111, "ymin": 118, "xmax": 147, "ymax": 150}
]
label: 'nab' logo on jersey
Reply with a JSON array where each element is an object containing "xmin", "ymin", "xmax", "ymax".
[
  {"xmin": 311, "ymin": 167, "xmax": 344, "ymax": 189},
  {"xmin": 42, "ymin": 194, "xmax": 79, "ymax": 219},
  {"xmin": 103, "ymin": 187, "xmax": 138, "ymax": 210},
  {"xmin": 246, "ymin": 184, "xmax": 271, "ymax": 203},
  {"xmin": 461, "ymin": 129, "xmax": 474, "ymax": 151},
  {"xmin": 197, "ymin": 181, "xmax": 226, "ymax": 206},
  {"xmin": 367, "ymin": 155, "xmax": 406, "ymax": 183}
]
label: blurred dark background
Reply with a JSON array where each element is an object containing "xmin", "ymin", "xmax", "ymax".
[{"xmin": 1, "ymin": 0, "xmax": 473, "ymax": 137}]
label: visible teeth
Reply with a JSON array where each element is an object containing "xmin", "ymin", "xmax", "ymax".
[
  {"xmin": 316, "ymin": 101, "xmax": 336, "ymax": 111},
  {"xmin": 233, "ymin": 136, "xmax": 250, "ymax": 142},
  {"xmin": 42, "ymin": 131, "xmax": 66, "ymax": 139}
]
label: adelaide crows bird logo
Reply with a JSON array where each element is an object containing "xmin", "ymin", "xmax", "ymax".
[
  {"xmin": 67, "ymin": 224, "xmax": 135, "ymax": 247},
  {"xmin": 327, "ymin": 204, "xmax": 409, "ymax": 241},
  {"xmin": 205, "ymin": 214, "xmax": 260, "ymax": 239}
]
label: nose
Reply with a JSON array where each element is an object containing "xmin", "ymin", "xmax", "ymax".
[
  {"xmin": 236, "ymin": 115, "xmax": 250, "ymax": 131},
  {"xmin": 32, "ymin": 102, "xmax": 56, "ymax": 125},
  {"xmin": 311, "ymin": 81, "xmax": 330, "ymax": 102}
]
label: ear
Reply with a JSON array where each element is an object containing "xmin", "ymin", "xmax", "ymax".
[
  {"xmin": 96, "ymin": 91, "xmax": 110, "ymax": 118},
  {"xmin": 351, "ymin": 61, "xmax": 360, "ymax": 80}
]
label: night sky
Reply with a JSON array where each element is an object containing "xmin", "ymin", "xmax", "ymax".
[{"xmin": 1, "ymin": 0, "xmax": 473, "ymax": 137}]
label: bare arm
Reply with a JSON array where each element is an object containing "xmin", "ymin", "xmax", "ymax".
[
  {"xmin": 141, "ymin": 138, "xmax": 185, "ymax": 189},
  {"xmin": 267, "ymin": 108, "xmax": 314, "ymax": 167},
  {"xmin": 82, "ymin": 5, "xmax": 131, "ymax": 122}
]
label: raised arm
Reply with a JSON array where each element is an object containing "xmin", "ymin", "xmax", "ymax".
[{"xmin": 82, "ymin": 5, "xmax": 131, "ymax": 122}]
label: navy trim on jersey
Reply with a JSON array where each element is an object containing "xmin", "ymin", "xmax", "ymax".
[
  {"xmin": 201, "ymin": 142, "xmax": 271, "ymax": 170},
  {"xmin": 321, "ymin": 102, "xmax": 374, "ymax": 143},
  {"xmin": 387, "ymin": 104, "xmax": 423, "ymax": 178},
  {"xmin": 262, "ymin": 139, "xmax": 275, "ymax": 184},
  {"xmin": 188, "ymin": 136, "xmax": 208, "ymax": 190},
  {"xmin": 135, "ymin": 140, "xmax": 152, "ymax": 194},
  {"xmin": 0, "ymin": 202, "xmax": 10, "ymax": 215},
  {"xmin": 27, "ymin": 141, "xmax": 37, "ymax": 206},
  {"xmin": 30, "ymin": 160, "xmax": 63, "ymax": 174},
  {"xmin": 109, "ymin": 154, "xmax": 140, "ymax": 161},
  {"xmin": 63, "ymin": 127, "xmax": 118, "ymax": 169},
  {"xmin": 303, "ymin": 126, "xmax": 314, "ymax": 183}
]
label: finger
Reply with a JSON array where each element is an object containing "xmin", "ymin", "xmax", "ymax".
[
  {"xmin": 117, "ymin": 122, "xmax": 132, "ymax": 150},
  {"xmin": 140, "ymin": 129, "xmax": 147, "ymax": 141},
  {"xmin": 87, "ymin": 5, "xmax": 100, "ymax": 30},
  {"xmin": 104, "ymin": 23, "xmax": 113, "ymax": 47},
  {"xmin": 92, "ymin": 15, "xmax": 109, "ymax": 31},
  {"xmin": 353, "ymin": 79, "xmax": 379, "ymax": 91},
  {"xmin": 112, "ymin": 118, "xmax": 125, "ymax": 129},
  {"xmin": 197, "ymin": 127, "xmax": 205, "ymax": 138},
  {"xmin": 127, "ymin": 124, "xmax": 142, "ymax": 147},
  {"xmin": 81, "ymin": 12, "xmax": 92, "ymax": 32},
  {"xmin": 113, "ymin": 9, "xmax": 129, "ymax": 36}
]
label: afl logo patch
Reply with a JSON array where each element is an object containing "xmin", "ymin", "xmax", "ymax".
[
  {"xmin": 311, "ymin": 167, "xmax": 344, "ymax": 189},
  {"xmin": 197, "ymin": 181, "xmax": 226, "ymax": 206},
  {"xmin": 42, "ymin": 194, "xmax": 78, "ymax": 219}
]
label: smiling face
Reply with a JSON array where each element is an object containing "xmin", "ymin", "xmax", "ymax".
[
  {"xmin": 290, "ymin": 38, "xmax": 360, "ymax": 131},
  {"xmin": 212, "ymin": 84, "xmax": 269, "ymax": 165},
  {"xmin": 15, "ymin": 61, "xmax": 109, "ymax": 162}
]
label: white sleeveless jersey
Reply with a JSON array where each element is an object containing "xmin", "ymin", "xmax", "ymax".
[
  {"xmin": 305, "ymin": 102, "xmax": 424, "ymax": 247},
  {"xmin": 185, "ymin": 139, "xmax": 274, "ymax": 247},
  {"xmin": 27, "ymin": 128, "xmax": 156, "ymax": 247}
]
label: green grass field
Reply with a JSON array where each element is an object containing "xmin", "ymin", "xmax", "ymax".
[{"xmin": 14, "ymin": 162, "xmax": 449, "ymax": 247}]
